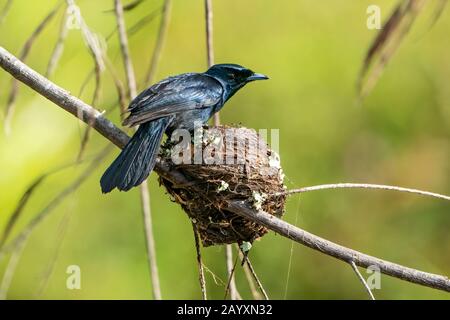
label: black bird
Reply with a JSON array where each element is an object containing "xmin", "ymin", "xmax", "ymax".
[{"xmin": 100, "ymin": 63, "xmax": 268, "ymax": 193}]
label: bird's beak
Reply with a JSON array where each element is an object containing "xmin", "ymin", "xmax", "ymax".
[{"xmin": 247, "ymin": 73, "xmax": 269, "ymax": 82}]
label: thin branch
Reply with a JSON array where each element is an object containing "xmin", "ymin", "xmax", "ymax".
[
  {"xmin": 0, "ymin": 237, "xmax": 27, "ymax": 300},
  {"xmin": 204, "ymin": 1, "xmax": 232, "ymax": 299},
  {"xmin": 114, "ymin": 0, "xmax": 161, "ymax": 300},
  {"xmin": 77, "ymin": 61, "xmax": 102, "ymax": 161},
  {"xmin": 104, "ymin": 56, "xmax": 127, "ymax": 117},
  {"xmin": 204, "ymin": 0, "xmax": 214, "ymax": 68},
  {"xmin": 239, "ymin": 250, "xmax": 269, "ymax": 300},
  {"xmin": 127, "ymin": 7, "xmax": 161, "ymax": 37},
  {"xmin": 350, "ymin": 261, "xmax": 376, "ymax": 300},
  {"xmin": 0, "ymin": 175, "xmax": 47, "ymax": 248},
  {"xmin": 122, "ymin": 0, "xmax": 147, "ymax": 11},
  {"xmin": 139, "ymin": 181, "xmax": 162, "ymax": 300},
  {"xmin": 105, "ymin": 0, "xmax": 148, "ymax": 12},
  {"xmin": 35, "ymin": 208, "xmax": 72, "ymax": 297},
  {"xmin": 226, "ymin": 244, "xmax": 239, "ymax": 300},
  {"xmin": 203, "ymin": 264, "xmax": 225, "ymax": 287},
  {"xmin": 0, "ymin": 0, "xmax": 13, "ymax": 25},
  {"xmin": 283, "ymin": 197, "xmax": 301, "ymax": 299},
  {"xmin": 238, "ymin": 249, "xmax": 265, "ymax": 300},
  {"xmin": 0, "ymin": 154, "xmax": 92, "ymax": 250},
  {"xmin": 78, "ymin": 6, "xmax": 162, "ymax": 109},
  {"xmin": 280, "ymin": 183, "xmax": 450, "ymax": 201},
  {"xmin": 0, "ymin": 146, "xmax": 112, "ymax": 259},
  {"xmin": 4, "ymin": 1, "xmax": 61, "ymax": 134},
  {"xmin": 68, "ymin": 0, "xmax": 105, "ymax": 161},
  {"xmin": 1, "ymin": 46, "xmax": 449, "ymax": 293},
  {"xmin": 223, "ymin": 253, "xmax": 239, "ymax": 300},
  {"xmin": 45, "ymin": 8, "xmax": 69, "ymax": 78},
  {"xmin": 0, "ymin": 47, "xmax": 129, "ymax": 148},
  {"xmin": 192, "ymin": 222, "xmax": 207, "ymax": 300},
  {"xmin": 144, "ymin": 0, "xmax": 172, "ymax": 86},
  {"xmin": 115, "ymin": 0, "xmax": 136, "ymax": 99},
  {"xmin": 357, "ymin": 0, "xmax": 426, "ymax": 102},
  {"xmin": 0, "ymin": 150, "xmax": 106, "ymax": 298},
  {"xmin": 204, "ymin": 0, "xmax": 219, "ymax": 126},
  {"xmin": 242, "ymin": 259, "xmax": 263, "ymax": 300}
]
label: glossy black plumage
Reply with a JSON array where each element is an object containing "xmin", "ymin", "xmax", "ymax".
[{"xmin": 100, "ymin": 64, "xmax": 268, "ymax": 193}]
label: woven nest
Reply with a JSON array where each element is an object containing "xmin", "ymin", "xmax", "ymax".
[{"xmin": 159, "ymin": 125, "xmax": 286, "ymax": 247}]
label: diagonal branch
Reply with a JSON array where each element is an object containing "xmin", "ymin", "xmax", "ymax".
[
  {"xmin": 350, "ymin": 261, "xmax": 376, "ymax": 300},
  {"xmin": 0, "ymin": 45, "xmax": 449, "ymax": 293}
]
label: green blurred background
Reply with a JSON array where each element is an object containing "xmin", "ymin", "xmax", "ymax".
[{"xmin": 0, "ymin": 0, "xmax": 449, "ymax": 299}]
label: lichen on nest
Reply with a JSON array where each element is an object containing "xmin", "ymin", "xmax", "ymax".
[{"xmin": 159, "ymin": 125, "xmax": 286, "ymax": 247}]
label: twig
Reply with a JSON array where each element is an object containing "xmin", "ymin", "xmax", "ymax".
[
  {"xmin": 0, "ymin": 150, "xmax": 107, "ymax": 298},
  {"xmin": 280, "ymin": 183, "xmax": 450, "ymax": 201},
  {"xmin": 0, "ymin": 146, "xmax": 112, "ymax": 259},
  {"xmin": 144, "ymin": 0, "xmax": 172, "ymax": 86},
  {"xmin": 68, "ymin": 0, "xmax": 105, "ymax": 161},
  {"xmin": 139, "ymin": 181, "xmax": 162, "ymax": 300},
  {"xmin": 357, "ymin": 0, "xmax": 426, "ymax": 102},
  {"xmin": 192, "ymin": 222, "xmax": 207, "ymax": 300},
  {"xmin": 127, "ymin": 7, "xmax": 161, "ymax": 37},
  {"xmin": 4, "ymin": 1, "xmax": 61, "ymax": 134},
  {"xmin": 350, "ymin": 260, "xmax": 376, "ymax": 300},
  {"xmin": 0, "ymin": 175, "xmax": 47, "ymax": 248},
  {"xmin": 203, "ymin": 264, "xmax": 225, "ymax": 287},
  {"xmin": 78, "ymin": 6, "xmax": 162, "ymax": 109},
  {"xmin": 0, "ymin": 0, "xmax": 13, "ymax": 25},
  {"xmin": 104, "ymin": 56, "xmax": 128, "ymax": 117},
  {"xmin": 223, "ymin": 253, "xmax": 239, "ymax": 300},
  {"xmin": 123, "ymin": 0, "xmax": 147, "ymax": 11},
  {"xmin": 226, "ymin": 244, "xmax": 239, "ymax": 300},
  {"xmin": 237, "ymin": 249, "xmax": 263, "ymax": 300},
  {"xmin": 105, "ymin": 0, "xmax": 148, "ymax": 12},
  {"xmin": 239, "ymin": 250, "xmax": 269, "ymax": 300},
  {"xmin": 0, "ymin": 157, "xmax": 89, "ymax": 249},
  {"xmin": 77, "ymin": 61, "xmax": 102, "ymax": 161},
  {"xmin": 0, "ymin": 46, "xmax": 129, "ymax": 148},
  {"xmin": 204, "ymin": 0, "xmax": 219, "ymax": 126},
  {"xmin": 1, "ymin": 46, "xmax": 449, "ymax": 293},
  {"xmin": 115, "ymin": 0, "xmax": 136, "ymax": 99},
  {"xmin": 35, "ymin": 208, "xmax": 72, "ymax": 297},
  {"xmin": 204, "ymin": 1, "xmax": 232, "ymax": 299},
  {"xmin": 283, "ymin": 197, "xmax": 301, "ymax": 299},
  {"xmin": 204, "ymin": 0, "xmax": 214, "ymax": 68},
  {"xmin": 0, "ymin": 237, "xmax": 27, "ymax": 300},
  {"xmin": 46, "ymin": 8, "xmax": 69, "ymax": 78},
  {"xmin": 114, "ymin": 0, "xmax": 161, "ymax": 300}
]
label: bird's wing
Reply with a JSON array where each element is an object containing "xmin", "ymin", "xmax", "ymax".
[{"xmin": 123, "ymin": 73, "xmax": 223, "ymax": 126}]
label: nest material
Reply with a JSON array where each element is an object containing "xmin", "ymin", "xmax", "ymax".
[{"xmin": 159, "ymin": 125, "xmax": 286, "ymax": 247}]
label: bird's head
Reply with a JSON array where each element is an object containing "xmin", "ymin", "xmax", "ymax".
[{"xmin": 205, "ymin": 64, "xmax": 268, "ymax": 96}]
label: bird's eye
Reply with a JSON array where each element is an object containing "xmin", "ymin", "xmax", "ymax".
[{"xmin": 228, "ymin": 73, "xmax": 236, "ymax": 79}]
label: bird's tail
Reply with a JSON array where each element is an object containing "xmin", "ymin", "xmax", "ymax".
[{"xmin": 100, "ymin": 117, "xmax": 171, "ymax": 193}]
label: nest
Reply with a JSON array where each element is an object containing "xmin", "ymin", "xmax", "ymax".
[{"xmin": 159, "ymin": 125, "xmax": 286, "ymax": 247}]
